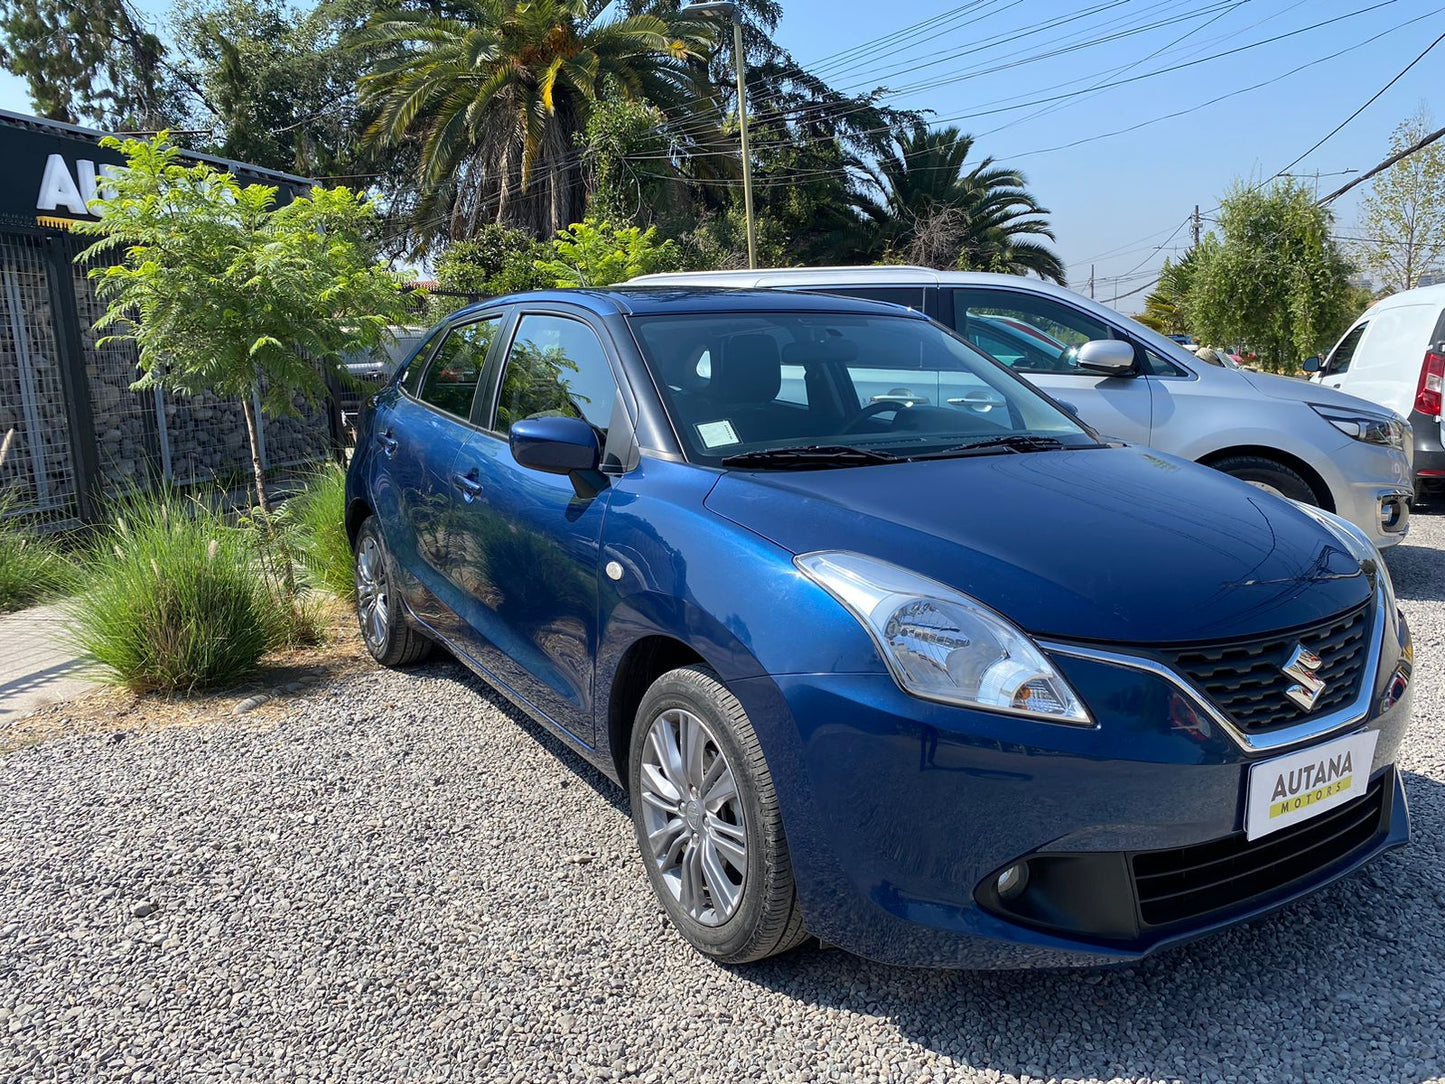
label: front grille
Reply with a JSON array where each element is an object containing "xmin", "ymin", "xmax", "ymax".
[
  {"xmin": 1158, "ymin": 603, "xmax": 1372, "ymax": 732},
  {"xmin": 1131, "ymin": 774, "xmax": 1387, "ymax": 928}
]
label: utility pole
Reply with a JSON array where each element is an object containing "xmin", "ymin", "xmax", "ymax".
[
  {"xmin": 733, "ymin": 16, "xmax": 756, "ymax": 269},
  {"xmin": 1191, "ymin": 205, "xmax": 1201, "ymax": 247},
  {"xmin": 687, "ymin": 2, "xmax": 756, "ymax": 268},
  {"xmin": 1088, "ymin": 265, "xmax": 1095, "ymax": 299}
]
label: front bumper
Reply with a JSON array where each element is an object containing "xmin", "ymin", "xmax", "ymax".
[
  {"xmin": 736, "ymin": 611, "xmax": 1413, "ymax": 969},
  {"xmin": 1323, "ymin": 442, "xmax": 1413, "ymax": 547}
]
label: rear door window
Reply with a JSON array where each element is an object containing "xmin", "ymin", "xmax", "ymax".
[{"xmin": 415, "ymin": 317, "xmax": 503, "ymax": 420}]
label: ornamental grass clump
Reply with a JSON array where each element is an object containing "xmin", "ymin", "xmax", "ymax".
[
  {"xmin": 284, "ymin": 464, "xmax": 354, "ymax": 601},
  {"xmin": 68, "ymin": 494, "xmax": 275, "ymax": 692},
  {"xmin": 0, "ymin": 509, "xmax": 73, "ymax": 612},
  {"xmin": 0, "ymin": 431, "xmax": 75, "ymax": 612}
]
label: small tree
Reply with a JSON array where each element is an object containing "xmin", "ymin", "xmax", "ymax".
[
  {"xmin": 1188, "ymin": 181, "xmax": 1355, "ymax": 373},
  {"xmin": 73, "ymin": 133, "xmax": 409, "ymax": 511},
  {"xmin": 534, "ymin": 217, "xmax": 678, "ymax": 288},
  {"xmin": 1356, "ymin": 105, "xmax": 1445, "ymax": 294}
]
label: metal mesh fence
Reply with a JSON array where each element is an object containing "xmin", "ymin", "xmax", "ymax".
[
  {"xmin": 0, "ymin": 234, "xmax": 77, "ymax": 526},
  {"xmin": 70, "ymin": 256, "xmax": 164, "ymax": 497},
  {"xmin": 0, "ymin": 228, "xmax": 341, "ymax": 525}
]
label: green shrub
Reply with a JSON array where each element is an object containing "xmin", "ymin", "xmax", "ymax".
[
  {"xmin": 0, "ymin": 492, "xmax": 74, "ymax": 612},
  {"xmin": 67, "ymin": 494, "xmax": 277, "ymax": 692},
  {"xmin": 284, "ymin": 465, "xmax": 354, "ymax": 601}
]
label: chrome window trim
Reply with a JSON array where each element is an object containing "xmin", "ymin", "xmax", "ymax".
[{"xmin": 1038, "ymin": 587, "xmax": 1385, "ymax": 755}]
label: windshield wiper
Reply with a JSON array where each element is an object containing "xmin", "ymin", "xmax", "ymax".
[
  {"xmin": 719, "ymin": 444, "xmax": 902, "ymax": 470},
  {"xmin": 908, "ymin": 435, "xmax": 1075, "ymax": 460}
]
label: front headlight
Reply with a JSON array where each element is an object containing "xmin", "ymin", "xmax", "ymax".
[
  {"xmin": 794, "ymin": 551, "xmax": 1092, "ymax": 725},
  {"xmin": 1309, "ymin": 403, "xmax": 1407, "ymax": 448}
]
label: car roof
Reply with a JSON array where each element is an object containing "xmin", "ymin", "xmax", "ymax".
[
  {"xmin": 1366, "ymin": 282, "xmax": 1445, "ymax": 310},
  {"xmin": 630, "ymin": 265, "xmax": 1081, "ymax": 297},
  {"xmin": 443, "ymin": 285, "xmax": 934, "ymax": 320}
]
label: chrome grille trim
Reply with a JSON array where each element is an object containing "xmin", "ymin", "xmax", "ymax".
[{"xmin": 1039, "ymin": 588, "xmax": 1387, "ymax": 755}]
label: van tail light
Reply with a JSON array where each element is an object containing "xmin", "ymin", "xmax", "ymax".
[{"xmin": 1416, "ymin": 350, "xmax": 1444, "ymax": 417}]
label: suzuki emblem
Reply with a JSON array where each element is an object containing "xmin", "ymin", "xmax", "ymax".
[{"xmin": 1282, "ymin": 644, "xmax": 1326, "ymax": 711}]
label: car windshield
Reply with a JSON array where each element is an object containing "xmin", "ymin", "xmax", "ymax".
[{"xmin": 628, "ymin": 311, "xmax": 1095, "ymax": 466}]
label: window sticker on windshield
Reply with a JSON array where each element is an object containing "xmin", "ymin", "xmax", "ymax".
[{"xmin": 696, "ymin": 420, "xmax": 740, "ymax": 448}]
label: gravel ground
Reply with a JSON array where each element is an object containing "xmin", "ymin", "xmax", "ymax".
[{"xmin": 2, "ymin": 498, "xmax": 1443, "ymax": 1084}]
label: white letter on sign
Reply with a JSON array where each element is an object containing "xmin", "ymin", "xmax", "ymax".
[{"xmin": 37, "ymin": 153, "xmax": 87, "ymax": 214}]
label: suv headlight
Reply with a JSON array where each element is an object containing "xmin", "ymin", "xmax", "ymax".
[
  {"xmin": 795, "ymin": 551, "xmax": 1091, "ymax": 725},
  {"xmin": 1309, "ymin": 403, "xmax": 1407, "ymax": 448}
]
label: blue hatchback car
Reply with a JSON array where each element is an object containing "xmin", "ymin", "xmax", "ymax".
[{"xmin": 345, "ymin": 288, "xmax": 1414, "ymax": 969}]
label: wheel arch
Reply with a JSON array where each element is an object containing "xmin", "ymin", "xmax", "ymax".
[
  {"xmin": 604, "ymin": 634, "xmax": 706, "ymax": 786},
  {"xmin": 345, "ymin": 497, "xmax": 374, "ymax": 548},
  {"xmin": 1196, "ymin": 444, "xmax": 1335, "ymax": 510}
]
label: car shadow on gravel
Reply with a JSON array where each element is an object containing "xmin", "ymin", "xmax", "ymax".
[
  {"xmin": 413, "ymin": 656, "xmax": 630, "ymax": 815},
  {"xmin": 735, "ymin": 767, "xmax": 1445, "ymax": 1083}
]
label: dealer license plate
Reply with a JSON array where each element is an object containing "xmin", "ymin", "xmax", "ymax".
[{"xmin": 1245, "ymin": 730, "xmax": 1379, "ymax": 841}]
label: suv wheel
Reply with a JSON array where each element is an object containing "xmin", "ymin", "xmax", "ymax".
[
  {"xmin": 628, "ymin": 665, "xmax": 809, "ymax": 964},
  {"xmin": 1210, "ymin": 455, "xmax": 1317, "ymax": 504},
  {"xmin": 354, "ymin": 517, "xmax": 432, "ymax": 667}
]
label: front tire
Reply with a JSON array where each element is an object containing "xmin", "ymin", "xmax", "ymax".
[
  {"xmin": 354, "ymin": 517, "xmax": 432, "ymax": 668},
  {"xmin": 628, "ymin": 665, "xmax": 809, "ymax": 964},
  {"xmin": 1210, "ymin": 454, "xmax": 1317, "ymax": 503}
]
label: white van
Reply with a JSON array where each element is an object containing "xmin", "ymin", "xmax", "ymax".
[{"xmin": 1312, "ymin": 283, "xmax": 1445, "ymax": 487}]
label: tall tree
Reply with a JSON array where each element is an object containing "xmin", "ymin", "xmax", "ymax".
[
  {"xmin": 860, "ymin": 124, "xmax": 1064, "ymax": 283},
  {"xmin": 354, "ymin": 0, "xmax": 713, "ymax": 247},
  {"xmin": 171, "ymin": 0, "xmax": 371, "ymax": 178},
  {"xmin": 1355, "ymin": 105, "xmax": 1445, "ymax": 294},
  {"xmin": 0, "ymin": 0, "xmax": 193, "ymax": 128},
  {"xmin": 1188, "ymin": 180, "xmax": 1355, "ymax": 373}
]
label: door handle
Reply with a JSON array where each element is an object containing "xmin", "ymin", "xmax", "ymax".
[
  {"xmin": 376, "ymin": 430, "xmax": 398, "ymax": 456},
  {"xmin": 452, "ymin": 471, "xmax": 483, "ymax": 501}
]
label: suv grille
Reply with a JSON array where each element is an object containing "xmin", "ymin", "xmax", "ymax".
[
  {"xmin": 1158, "ymin": 602, "xmax": 1372, "ymax": 732},
  {"xmin": 1132, "ymin": 774, "xmax": 1387, "ymax": 928}
]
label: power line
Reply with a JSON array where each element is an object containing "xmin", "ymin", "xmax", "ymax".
[{"xmin": 1272, "ymin": 26, "xmax": 1445, "ymax": 179}]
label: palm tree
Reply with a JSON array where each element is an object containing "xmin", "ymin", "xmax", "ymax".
[
  {"xmin": 355, "ymin": 0, "xmax": 712, "ymax": 244},
  {"xmin": 862, "ymin": 123, "xmax": 1065, "ymax": 284}
]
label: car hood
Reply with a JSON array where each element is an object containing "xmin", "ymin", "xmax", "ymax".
[
  {"xmin": 704, "ymin": 446, "xmax": 1372, "ymax": 644},
  {"xmin": 1237, "ymin": 369, "xmax": 1400, "ymax": 416}
]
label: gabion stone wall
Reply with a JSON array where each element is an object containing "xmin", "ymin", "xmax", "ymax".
[{"xmin": 71, "ymin": 259, "xmax": 159, "ymax": 492}]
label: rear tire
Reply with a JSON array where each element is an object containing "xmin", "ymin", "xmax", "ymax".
[
  {"xmin": 628, "ymin": 665, "xmax": 809, "ymax": 964},
  {"xmin": 1209, "ymin": 455, "xmax": 1317, "ymax": 504},
  {"xmin": 354, "ymin": 517, "xmax": 432, "ymax": 668}
]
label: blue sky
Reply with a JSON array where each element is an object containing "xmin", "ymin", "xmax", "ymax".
[{"xmin": 1, "ymin": 0, "xmax": 1438, "ymax": 310}]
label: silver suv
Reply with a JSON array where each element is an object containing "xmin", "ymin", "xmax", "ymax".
[{"xmin": 631, "ymin": 267, "xmax": 1414, "ymax": 547}]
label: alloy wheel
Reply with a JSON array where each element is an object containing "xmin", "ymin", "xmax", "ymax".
[
  {"xmin": 355, "ymin": 535, "xmax": 390, "ymax": 651},
  {"xmin": 638, "ymin": 707, "xmax": 749, "ymax": 926}
]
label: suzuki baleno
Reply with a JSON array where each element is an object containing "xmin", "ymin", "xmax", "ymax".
[{"xmin": 346, "ymin": 288, "xmax": 1413, "ymax": 969}]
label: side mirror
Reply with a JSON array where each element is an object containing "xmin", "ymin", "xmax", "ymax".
[
  {"xmin": 509, "ymin": 416, "xmax": 604, "ymax": 498},
  {"xmin": 1055, "ymin": 399, "xmax": 1081, "ymax": 418},
  {"xmin": 1074, "ymin": 339, "xmax": 1136, "ymax": 376},
  {"xmin": 1303, "ymin": 355, "xmax": 1323, "ymax": 373}
]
